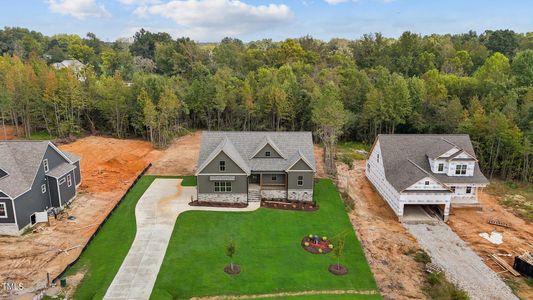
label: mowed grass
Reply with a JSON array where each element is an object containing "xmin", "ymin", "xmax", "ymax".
[
  {"xmin": 150, "ymin": 179, "xmax": 379, "ymax": 299},
  {"xmin": 67, "ymin": 175, "xmax": 196, "ymax": 300}
]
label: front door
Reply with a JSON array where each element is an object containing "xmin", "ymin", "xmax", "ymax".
[{"xmin": 250, "ymin": 174, "xmax": 260, "ymax": 184}]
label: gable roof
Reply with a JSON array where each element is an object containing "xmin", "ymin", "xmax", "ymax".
[
  {"xmin": 197, "ymin": 131, "xmax": 316, "ymax": 174},
  {"xmin": 0, "ymin": 141, "xmax": 72, "ymax": 198},
  {"xmin": 196, "ymin": 137, "xmax": 251, "ymax": 175},
  {"xmin": 250, "ymin": 136, "xmax": 286, "ymax": 159},
  {"xmin": 286, "ymin": 150, "xmax": 315, "ymax": 171},
  {"xmin": 376, "ymin": 134, "xmax": 489, "ymax": 192}
]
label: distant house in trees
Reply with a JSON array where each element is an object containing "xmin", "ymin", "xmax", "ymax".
[
  {"xmin": 196, "ymin": 132, "xmax": 316, "ymax": 204},
  {"xmin": 0, "ymin": 141, "xmax": 81, "ymax": 235},
  {"xmin": 366, "ymin": 134, "xmax": 488, "ymax": 222},
  {"xmin": 52, "ymin": 59, "xmax": 86, "ymax": 81}
]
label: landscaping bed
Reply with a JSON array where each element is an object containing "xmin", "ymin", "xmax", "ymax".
[
  {"xmin": 261, "ymin": 200, "xmax": 318, "ymax": 211},
  {"xmin": 301, "ymin": 235, "xmax": 333, "ymax": 254},
  {"xmin": 189, "ymin": 201, "xmax": 248, "ymax": 208}
]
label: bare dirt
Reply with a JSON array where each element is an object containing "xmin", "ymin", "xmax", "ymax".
[
  {"xmin": 313, "ymin": 145, "xmax": 326, "ymax": 178},
  {"xmin": 147, "ymin": 131, "xmax": 202, "ymax": 175},
  {"xmin": 1, "ymin": 125, "xmax": 18, "ymax": 140},
  {"xmin": 448, "ymin": 192, "xmax": 533, "ymax": 299},
  {"xmin": 0, "ymin": 136, "xmax": 159, "ymax": 296},
  {"xmin": 337, "ymin": 161, "xmax": 428, "ymax": 300}
]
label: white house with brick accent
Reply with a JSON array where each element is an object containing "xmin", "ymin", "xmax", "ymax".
[{"xmin": 365, "ymin": 134, "xmax": 489, "ymax": 222}]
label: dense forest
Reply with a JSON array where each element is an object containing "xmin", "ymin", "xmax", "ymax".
[{"xmin": 0, "ymin": 27, "xmax": 531, "ymax": 181}]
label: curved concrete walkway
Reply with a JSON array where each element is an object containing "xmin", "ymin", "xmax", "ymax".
[{"xmin": 104, "ymin": 179, "xmax": 260, "ymax": 300}]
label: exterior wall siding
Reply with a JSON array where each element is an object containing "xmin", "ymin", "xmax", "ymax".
[
  {"xmin": 48, "ymin": 177, "xmax": 60, "ymax": 207},
  {"xmin": 290, "ymin": 159, "xmax": 313, "ymax": 171},
  {"xmin": 261, "ymin": 173, "xmax": 286, "ymax": 185},
  {"xmin": 198, "ymin": 193, "xmax": 247, "ymax": 204},
  {"xmin": 197, "ymin": 174, "xmax": 248, "ymax": 194},
  {"xmin": 253, "ymin": 144, "xmax": 283, "ymax": 158},
  {"xmin": 0, "ymin": 198, "xmax": 16, "ymax": 224},
  {"xmin": 447, "ymin": 160, "xmax": 475, "ymax": 177},
  {"xmin": 57, "ymin": 170, "xmax": 77, "ymax": 206},
  {"xmin": 366, "ymin": 141, "xmax": 402, "ymax": 216},
  {"xmin": 287, "ymin": 172, "xmax": 313, "ymax": 190},
  {"xmin": 73, "ymin": 161, "xmax": 81, "ymax": 186},
  {"xmin": 199, "ymin": 152, "xmax": 246, "ymax": 174}
]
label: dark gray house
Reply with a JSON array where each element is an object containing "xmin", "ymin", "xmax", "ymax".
[
  {"xmin": 196, "ymin": 132, "xmax": 316, "ymax": 204},
  {"xmin": 0, "ymin": 141, "xmax": 81, "ymax": 235}
]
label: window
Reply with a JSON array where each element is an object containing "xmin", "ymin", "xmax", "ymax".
[
  {"xmin": 466, "ymin": 186, "xmax": 472, "ymax": 194},
  {"xmin": 41, "ymin": 184, "xmax": 47, "ymax": 194},
  {"xmin": 271, "ymin": 175, "xmax": 277, "ymax": 181},
  {"xmin": 377, "ymin": 154, "xmax": 380, "ymax": 163},
  {"xmin": 297, "ymin": 175, "xmax": 304, "ymax": 186},
  {"xmin": 450, "ymin": 186, "xmax": 456, "ymax": 193},
  {"xmin": 0, "ymin": 203, "xmax": 6, "ymax": 218},
  {"xmin": 455, "ymin": 164, "xmax": 467, "ymax": 175},
  {"xmin": 214, "ymin": 181, "xmax": 232, "ymax": 192},
  {"xmin": 43, "ymin": 159, "xmax": 49, "ymax": 173},
  {"xmin": 219, "ymin": 160, "xmax": 226, "ymax": 172},
  {"xmin": 58, "ymin": 178, "xmax": 66, "ymax": 185},
  {"xmin": 67, "ymin": 174, "xmax": 72, "ymax": 187},
  {"xmin": 425, "ymin": 181, "xmax": 430, "ymax": 186},
  {"xmin": 265, "ymin": 151, "xmax": 271, "ymax": 157},
  {"xmin": 438, "ymin": 163, "xmax": 444, "ymax": 172}
]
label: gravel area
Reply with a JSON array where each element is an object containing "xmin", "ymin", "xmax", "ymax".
[{"xmin": 404, "ymin": 222, "xmax": 518, "ymax": 300}]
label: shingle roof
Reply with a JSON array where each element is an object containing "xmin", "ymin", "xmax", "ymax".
[
  {"xmin": 377, "ymin": 134, "xmax": 489, "ymax": 192},
  {"xmin": 0, "ymin": 141, "xmax": 73, "ymax": 198},
  {"xmin": 47, "ymin": 163, "xmax": 76, "ymax": 178},
  {"xmin": 197, "ymin": 131, "xmax": 316, "ymax": 174}
]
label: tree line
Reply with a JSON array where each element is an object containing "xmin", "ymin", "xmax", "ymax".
[{"xmin": 0, "ymin": 27, "xmax": 531, "ymax": 181}]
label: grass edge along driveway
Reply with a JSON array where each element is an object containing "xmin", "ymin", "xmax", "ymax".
[
  {"xmin": 150, "ymin": 179, "xmax": 380, "ymax": 299},
  {"xmin": 67, "ymin": 175, "xmax": 196, "ymax": 300}
]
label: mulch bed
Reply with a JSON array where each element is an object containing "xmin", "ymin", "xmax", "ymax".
[
  {"xmin": 262, "ymin": 200, "xmax": 318, "ymax": 211},
  {"xmin": 224, "ymin": 265, "xmax": 241, "ymax": 275},
  {"xmin": 328, "ymin": 264, "xmax": 348, "ymax": 275},
  {"xmin": 189, "ymin": 201, "xmax": 248, "ymax": 208},
  {"xmin": 301, "ymin": 236, "xmax": 333, "ymax": 254}
]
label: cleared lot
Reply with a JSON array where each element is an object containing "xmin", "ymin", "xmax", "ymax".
[{"xmin": 0, "ymin": 136, "xmax": 159, "ymax": 296}]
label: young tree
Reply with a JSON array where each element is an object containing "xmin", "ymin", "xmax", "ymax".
[
  {"xmin": 138, "ymin": 88, "xmax": 156, "ymax": 143},
  {"xmin": 226, "ymin": 239, "xmax": 236, "ymax": 272},
  {"xmin": 332, "ymin": 232, "xmax": 348, "ymax": 271},
  {"xmin": 312, "ymin": 81, "xmax": 347, "ymax": 175}
]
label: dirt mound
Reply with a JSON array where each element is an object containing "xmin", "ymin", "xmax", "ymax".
[
  {"xmin": 1, "ymin": 125, "xmax": 18, "ymax": 140},
  {"xmin": 337, "ymin": 161, "xmax": 428, "ymax": 299},
  {"xmin": 147, "ymin": 131, "xmax": 201, "ymax": 175}
]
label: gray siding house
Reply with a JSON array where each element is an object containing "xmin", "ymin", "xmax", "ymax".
[
  {"xmin": 0, "ymin": 141, "xmax": 81, "ymax": 235},
  {"xmin": 196, "ymin": 132, "xmax": 316, "ymax": 204}
]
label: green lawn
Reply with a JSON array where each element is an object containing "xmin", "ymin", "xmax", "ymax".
[
  {"xmin": 150, "ymin": 179, "xmax": 379, "ymax": 299},
  {"xmin": 67, "ymin": 175, "xmax": 196, "ymax": 300}
]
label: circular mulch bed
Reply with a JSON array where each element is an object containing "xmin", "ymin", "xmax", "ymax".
[
  {"xmin": 224, "ymin": 265, "xmax": 241, "ymax": 275},
  {"xmin": 328, "ymin": 264, "xmax": 348, "ymax": 275},
  {"xmin": 301, "ymin": 236, "xmax": 333, "ymax": 254}
]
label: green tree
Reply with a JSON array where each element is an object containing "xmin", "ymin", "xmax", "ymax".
[{"xmin": 512, "ymin": 50, "xmax": 533, "ymax": 87}]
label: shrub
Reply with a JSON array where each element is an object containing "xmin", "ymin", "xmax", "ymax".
[{"xmin": 413, "ymin": 250, "xmax": 431, "ymax": 264}]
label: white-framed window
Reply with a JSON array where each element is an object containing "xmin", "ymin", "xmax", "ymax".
[
  {"xmin": 438, "ymin": 163, "xmax": 444, "ymax": 172},
  {"xmin": 297, "ymin": 175, "xmax": 304, "ymax": 186},
  {"xmin": 265, "ymin": 151, "xmax": 271, "ymax": 157},
  {"xmin": 219, "ymin": 160, "xmax": 226, "ymax": 172},
  {"xmin": 43, "ymin": 159, "xmax": 49, "ymax": 173},
  {"xmin": 0, "ymin": 203, "xmax": 7, "ymax": 218},
  {"xmin": 67, "ymin": 174, "xmax": 72, "ymax": 187},
  {"xmin": 450, "ymin": 186, "xmax": 456, "ymax": 193},
  {"xmin": 377, "ymin": 154, "xmax": 380, "ymax": 163},
  {"xmin": 466, "ymin": 186, "xmax": 472, "ymax": 194},
  {"xmin": 41, "ymin": 184, "xmax": 47, "ymax": 194},
  {"xmin": 455, "ymin": 164, "xmax": 467, "ymax": 175},
  {"xmin": 214, "ymin": 181, "xmax": 232, "ymax": 192},
  {"xmin": 271, "ymin": 175, "xmax": 277, "ymax": 181},
  {"xmin": 58, "ymin": 178, "xmax": 66, "ymax": 185},
  {"xmin": 425, "ymin": 181, "xmax": 430, "ymax": 186}
]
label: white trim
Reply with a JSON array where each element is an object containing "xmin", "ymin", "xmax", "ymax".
[
  {"xmin": 297, "ymin": 175, "xmax": 304, "ymax": 187},
  {"xmin": 67, "ymin": 174, "xmax": 72, "ymax": 187},
  {"xmin": 41, "ymin": 184, "xmax": 47, "ymax": 194},
  {"xmin": 196, "ymin": 138, "xmax": 251, "ymax": 176},
  {"xmin": 11, "ymin": 197, "xmax": 18, "ymax": 227},
  {"xmin": 0, "ymin": 202, "xmax": 7, "ymax": 218},
  {"xmin": 58, "ymin": 178, "xmax": 66, "ymax": 185},
  {"xmin": 43, "ymin": 159, "xmax": 49, "ymax": 173},
  {"xmin": 57, "ymin": 177, "xmax": 63, "ymax": 207},
  {"xmin": 285, "ymin": 154, "xmax": 316, "ymax": 172},
  {"xmin": 250, "ymin": 137, "xmax": 286, "ymax": 159},
  {"xmin": 0, "ymin": 189, "xmax": 13, "ymax": 200},
  {"xmin": 47, "ymin": 141, "xmax": 75, "ymax": 163}
]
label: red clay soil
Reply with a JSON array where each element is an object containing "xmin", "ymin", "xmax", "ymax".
[
  {"xmin": 448, "ymin": 192, "xmax": 533, "ymax": 299},
  {"xmin": 313, "ymin": 144, "xmax": 326, "ymax": 178},
  {"xmin": 0, "ymin": 136, "xmax": 160, "ymax": 297},
  {"xmin": 1, "ymin": 125, "xmax": 18, "ymax": 140},
  {"xmin": 337, "ymin": 161, "xmax": 428, "ymax": 300},
  {"xmin": 147, "ymin": 131, "xmax": 202, "ymax": 175}
]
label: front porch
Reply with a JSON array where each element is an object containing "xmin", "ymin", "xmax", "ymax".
[{"xmin": 248, "ymin": 173, "xmax": 288, "ymax": 201}]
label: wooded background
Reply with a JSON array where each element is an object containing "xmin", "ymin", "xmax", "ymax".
[{"xmin": 0, "ymin": 28, "xmax": 531, "ymax": 181}]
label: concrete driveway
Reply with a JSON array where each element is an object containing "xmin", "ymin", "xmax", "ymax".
[{"xmin": 103, "ymin": 179, "xmax": 260, "ymax": 300}]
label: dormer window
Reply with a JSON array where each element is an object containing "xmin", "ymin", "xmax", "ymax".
[
  {"xmin": 425, "ymin": 181, "xmax": 430, "ymax": 186},
  {"xmin": 219, "ymin": 161, "xmax": 226, "ymax": 172},
  {"xmin": 455, "ymin": 164, "xmax": 467, "ymax": 175},
  {"xmin": 438, "ymin": 163, "xmax": 444, "ymax": 172},
  {"xmin": 43, "ymin": 159, "xmax": 49, "ymax": 173},
  {"xmin": 265, "ymin": 151, "xmax": 271, "ymax": 157},
  {"xmin": 377, "ymin": 154, "xmax": 380, "ymax": 163}
]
